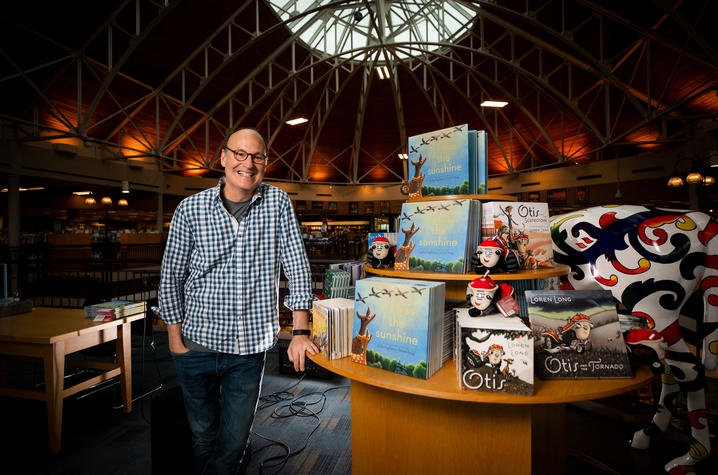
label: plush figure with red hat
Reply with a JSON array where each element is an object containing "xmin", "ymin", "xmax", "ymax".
[
  {"xmin": 471, "ymin": 238, "xmax": 520, "ymax": 274},
  {"xmin": 465, "ymin": 276, "xmax": 514, "ymax": 317},
  {"xmin": 367, "ymin": 236, "xmax": 395, "ymax": 269}
]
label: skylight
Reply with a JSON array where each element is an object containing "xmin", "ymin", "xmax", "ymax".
[{"xmin": 267, "ymin": 0, "xmax": 477, "ymax": 62}]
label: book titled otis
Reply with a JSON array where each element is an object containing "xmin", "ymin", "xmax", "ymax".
[{"xmin": 526, "ymin": 290, "xmax": 633, "ymax": 379}]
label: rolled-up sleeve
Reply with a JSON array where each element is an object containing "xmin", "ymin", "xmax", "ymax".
[
  {"xmin": 159, "ymin": 202, "xmax": 193, "ymax": 324},
  {"xmin": 279, "ymin": 197, "xmax": 314, "ymax": 310}
]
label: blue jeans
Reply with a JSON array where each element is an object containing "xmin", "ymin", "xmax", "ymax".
[{"xmin": 172, "ymin": 350, "xmax": 265, "ymax": 475}]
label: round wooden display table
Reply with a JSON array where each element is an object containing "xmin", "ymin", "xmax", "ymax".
[
  {"xmin": 309, "ymin": 353, "xmax": 655, "ymax": 475},
  {"xmin": 366, "ymin": 264, "xmax": 571, "ymax": 300}
]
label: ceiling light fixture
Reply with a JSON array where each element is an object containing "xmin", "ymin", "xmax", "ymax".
[
  {"xmin": 118, "ymin": 198, "xmax": 129, "ymax": 206},
  {"xmin": 686, "ymin": 171, "xmax": 704, "ymax": 184},
  {"xmin": 84, "ymin": 196, "xmax": 97, "ymax": 205},
  {"xmin": 73, "ymin": 191, "xmax": 92, "ymax": 196},
  {"xmin": 703, "ymin": 175, "xmax": 715, "ymax": 186},
  {"xmin": 101, "ymin": 196, "xmax": 113, "ymax": 206},
  {"xmin": 480, "ymin": 100, "xmax": 508, "ymax": 108},
  {"xmin": 1, "ymin": 186, "xmax": 45, "ymax": 192},
  {"xmin": 398, "ymin": 153, "xmax": 408, "ymax": 160},
  {"xmin": 376, "ymin": 66, "xmax": 390, "ymax": 80},
  {"xmin": 286, "ymin": 117, "xmax": 308, "ymax": 126},
  {"xmin": 121, "ymin": 180, "xmax": 130, "ymax": 194},
  {"xmin": 667, "ymin": 176, "xmax": 684, "ymax": 187}
]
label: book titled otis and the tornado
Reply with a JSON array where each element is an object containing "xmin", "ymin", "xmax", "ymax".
[
  {"xmin": 351, "ymin": 277, "xmax": 448, "ymax": 380},
  {"xmin": 525, "ymin": 290, "xmax": 632, "ymax": 379},
  {"xmin": 406, "ymin": 124, "xmax": 488, "ymax": 198}
]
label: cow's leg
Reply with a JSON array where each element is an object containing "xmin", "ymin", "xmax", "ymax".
[
  {"xmin": 629, "ymin": 370, "xmax": 679, "ymax": 450},
  {"xmin": 661, "ymin": 341, "xmax": 710, "ymax": 474}
]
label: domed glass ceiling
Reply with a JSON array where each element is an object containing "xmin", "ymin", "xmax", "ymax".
[{"xmin": 267, "ymin": 0, "xmax": 477, "ymax": 62}]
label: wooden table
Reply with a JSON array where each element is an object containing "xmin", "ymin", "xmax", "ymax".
[
  {"xmin": 0, "ymin": 307, "xmax": 144, "ymax": 454},
  {"xmin": 309, "ymin": 353, "xmax": 655, "ymax": 475}
]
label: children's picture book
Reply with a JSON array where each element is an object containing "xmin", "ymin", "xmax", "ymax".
[
  {"xmin": 394, "ymin": 199, "xmax": 480, "ymax": 273},
  {"xmin": 481, "ymin": 201, "xmax": 554, "ymax": 269},
  {"xmin": 323, "ymin": 269, "xmax": 352, "ymax": 299},
  {"xmin": 455, "ymin": 308, "xmax": 534, "ymax": 395},
  {"xmin": 351, "ymin": 277, "xmax": 446, "ymax": 380},
  {"xmin": 525, "ymin": 290, "xmax": 633, "ymax": 379},
  {"xmin": 312, "ymin": 298, "xmax": 354, "ymax": 360},
  {"xmin": 406, "ymin": 124, "xmax": 488, "ymax": 198}
]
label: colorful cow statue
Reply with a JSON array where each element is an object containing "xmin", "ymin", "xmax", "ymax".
[{"xmin": 550, "ymin": 205, "xmax": 718, "ymax": 474}]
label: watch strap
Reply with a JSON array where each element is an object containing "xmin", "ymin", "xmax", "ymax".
[{"xmin": 292, "ymin": 329, "xmax": 311, "ymax": 336}]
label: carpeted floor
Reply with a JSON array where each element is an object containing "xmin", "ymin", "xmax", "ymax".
[{"xmin": 0, "ymin": 329, "xmax": 716, "ymax": 474}]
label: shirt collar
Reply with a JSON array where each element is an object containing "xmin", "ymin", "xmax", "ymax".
[{"xmin": 214, "ymin": 177, "xmax": 265, "ymax": 203}]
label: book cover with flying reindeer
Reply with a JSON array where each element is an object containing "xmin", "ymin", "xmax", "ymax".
[
  {"xmin": 394, "ymin": 199, "xmax": 480, "ymax": 273},
  {"xmin": 351, "ymin": 277, "xmax": 446, "ymax": 380},
  {"xmin": 406, "ymin": 124, "xmax": 487, "ymax": 198},
  {"xmin": 525, "ymin": 290, "xmax": 632, "ymax": 379}
]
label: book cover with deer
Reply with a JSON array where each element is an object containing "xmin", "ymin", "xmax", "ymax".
[
  {"xmin": 480, "ymin": 201, "xmax": 554, "ymax": 270},
  {"xmin": 525, "ymin": 290, "xmax": 633, "ymax": 379},
  {"xmin": 351, "ymin": 277, "xmax": 446, "ymax": 380},
  {"xmin": 455, "ymin": 308, "xmax": 534, "ymax": 395},
  {"xmin": 395, "ymin": 199, "xmax": 480, "ymax": 273},
  {"xmin": 407, "ymin": 124, "xmax": 487, "ymax": 198}
]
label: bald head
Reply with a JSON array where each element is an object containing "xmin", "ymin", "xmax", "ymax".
[{"xmin": 228, "ymin": 128, "xmax": 267, "ymax": 155}]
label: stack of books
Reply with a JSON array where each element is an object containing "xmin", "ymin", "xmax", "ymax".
[
  {"xmin": 84, "ymin": 300, "xmax": 146, "ymax": 322},
  {"xmin": 311, "ymin": 298, "xmax": 355, "ymax": 360},
  {"xmin": 327, "ymin": 261, "xmax": 365, "ymax": 297},
  {"xmin": 407, "ymin": 124, "xmax": 488, "ymax": 197},
  {"xmin": 351, "ymin": 277, "xmax": 446, "ymax": 380},
  {"xmin": 323, "ymin": 269, "xmax": 352, "ymax": 299},
  {"xmin": 454, "ymin": 307, "xmax": 534, "ymax": 395},
  {"xmin": 395, "ymin": 199, "xmax": 481, "ymax": 273}
]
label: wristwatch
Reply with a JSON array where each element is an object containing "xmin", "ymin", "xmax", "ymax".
[{"xmin": 292, "ymin": 329, "xmax": 311, "ymax": 336}]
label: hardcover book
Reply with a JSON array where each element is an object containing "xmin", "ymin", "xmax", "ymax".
[
  {"xmin": 394, "ymin": 199, "xmax": 480, "ymax": 273},
  {"xmin": 455, "ymin": 308, "xmax": 534, "ymax": 395},
  {"xmin": 525, "ymin": 290, "xmax": 633, "ymax": 379},
  {"xmin": 312, "ymin": 298, "xmax": 354, "ymax": 360},
  {"xmin": 480, "ymin": 201, "xmax": 554, "ymax": 269},
  {"xmin": 351, "ymin": 277, "xmax": 446, "ymax": 379},
  {"xmin": 407, "ymin": 124, "xmax": 488, "ymax": 198}
]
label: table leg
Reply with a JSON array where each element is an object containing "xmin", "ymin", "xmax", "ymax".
[
  {"xmin": 43, "ymin": 341, "xmax": 65, "ymax": 455},
  {"xmin": 116, "ymin": 321, "xmax": 132, "ymax": 413},
  {"xmin": 351, "ymin": 381, "xmax": 536, "ymax": 474}
]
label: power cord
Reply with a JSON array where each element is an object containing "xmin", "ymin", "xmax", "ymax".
[{"xmin": 251, "ymin": 374, "xmax": 350, "ymax": 474}]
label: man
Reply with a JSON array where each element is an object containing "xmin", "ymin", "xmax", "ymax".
[{"xmin": 159, "ymin": 128, "xmax": 318, "ymax": 474}]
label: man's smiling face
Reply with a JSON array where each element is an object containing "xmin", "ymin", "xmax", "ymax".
[{"xmin": 220, "ymin": 129, "xmax": 267, "ymax": 201}]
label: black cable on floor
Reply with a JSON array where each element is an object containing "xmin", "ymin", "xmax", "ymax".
[{"xmin": 251, "ymin": 375, "xmax": 350, "ymax": 474}]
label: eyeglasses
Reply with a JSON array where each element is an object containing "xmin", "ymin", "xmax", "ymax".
[{"xmin": 224, "ymin": 147, "xmax": 267, "ymax": 165}]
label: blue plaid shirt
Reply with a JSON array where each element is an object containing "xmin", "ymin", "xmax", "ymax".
[{"xmin": 159, "ymin": 178, "xmax": 313, "ymax": 354}]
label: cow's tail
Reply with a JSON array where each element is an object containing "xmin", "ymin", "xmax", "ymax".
[{"xmin": 699, "ymin": 217, "xmax": 718, "ymax": 371}]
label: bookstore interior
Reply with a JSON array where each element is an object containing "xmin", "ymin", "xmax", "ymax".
[{"xmin": 1, "ymin": 2, "xmax": 718, "ymax": 474}]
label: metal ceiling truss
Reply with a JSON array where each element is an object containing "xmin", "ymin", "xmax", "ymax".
[{"xmin": 3, "ymin": 0, "xmax": 717, "ymax": 185}]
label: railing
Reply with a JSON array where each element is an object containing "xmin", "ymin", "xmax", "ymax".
[{"xmin": 1, "ymin": 243, "xmax": 162, "ymax": 308}]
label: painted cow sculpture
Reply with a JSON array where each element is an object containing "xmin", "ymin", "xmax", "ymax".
[{"xmin": 550, "ymin": 205, "xmax": 718, "ymax": 474}]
